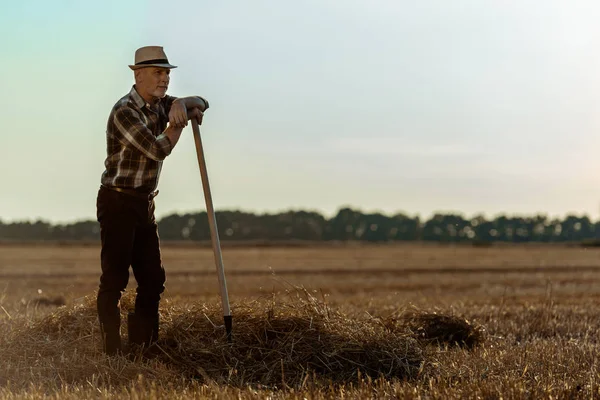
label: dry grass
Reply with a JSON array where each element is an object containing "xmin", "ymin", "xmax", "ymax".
[
  {"xmin": 0, "ymin": 286, "xmax": 433, "ymax": 387},
  {"xmin": 1, "ymin": 243, "xmax": 600, "ymax": 398},
  {"xmin": 396, "ymin": 311, "xmax": 485, "ymax": 348}
]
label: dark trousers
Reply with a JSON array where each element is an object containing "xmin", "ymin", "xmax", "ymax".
[{"xmin": 95, "ymin": 185, "xmax": 166, "ymax": 342}]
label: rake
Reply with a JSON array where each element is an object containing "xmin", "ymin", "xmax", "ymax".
[{"xmin": 191, "ymin": 116, "xmax": 232, "ymax": 342}]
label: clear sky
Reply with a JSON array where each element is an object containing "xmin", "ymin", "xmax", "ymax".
[{"xmin": 2, "ymin": 0, "xmax": 600, "ymax": 223}]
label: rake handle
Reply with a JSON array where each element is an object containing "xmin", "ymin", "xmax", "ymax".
[{"xmin": 191, "ymin": 117, "xmax": 232, "ymax": 342}]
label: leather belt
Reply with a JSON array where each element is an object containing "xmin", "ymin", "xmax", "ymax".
[{"xmin": 101, "ymin": 184, "xmax": 159, "ymax": 200}]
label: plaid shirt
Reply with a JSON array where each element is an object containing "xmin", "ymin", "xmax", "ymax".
[{"xmin": 100, "ymin": 86, "xmax": 177, "ymax": 193}]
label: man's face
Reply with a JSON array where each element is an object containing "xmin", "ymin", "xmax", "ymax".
[{"xmin": 136, "ymin": 67, "xmax": 171, "ymax": 99}]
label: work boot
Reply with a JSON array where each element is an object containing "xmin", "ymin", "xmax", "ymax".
[
  {"xmin": 144, "ymin": 314, "xmax": 159, "ymax": 346},
  {"xmin": 99, "ymin": 321, "xmax": 122, "ymax": 356},
  {"xmin": 127, "ymin": 312, "xmax": 143, "ymax": 347},
  {"xmin": 128, "ymin": 312, "xmax": 160, "ymax": 358}
]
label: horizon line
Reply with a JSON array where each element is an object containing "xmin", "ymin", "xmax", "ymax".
[{"xmin": 0, "ymin": 205, "xmax": 596, "ymax": 226}]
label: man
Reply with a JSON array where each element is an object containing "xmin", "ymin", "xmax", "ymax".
[{"xmin": 96, "ymin": 46, "xmax": 208, "ymax": 355}]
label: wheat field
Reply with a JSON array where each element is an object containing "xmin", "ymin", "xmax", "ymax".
[{"xmin": 1, "ymin": 242, "xmax": 599, "ymax": 399}]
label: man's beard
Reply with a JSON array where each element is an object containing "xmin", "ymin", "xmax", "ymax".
[{"xmin": 152, "ymin": 87, "xmax": 168, "ymax": 98}]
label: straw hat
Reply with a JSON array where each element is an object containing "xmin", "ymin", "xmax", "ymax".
[{"xmin": 129, "ymin": 46, "xmax": 177, "ymax": 70}]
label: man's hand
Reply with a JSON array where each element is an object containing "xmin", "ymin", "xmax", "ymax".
[
  {"xmin": 188, "ymin": 107, "xmax": 204, "ymax": 125},
  {"xmin": 169, "ymin": 100, "xmax": 188, "ymax": 128}
]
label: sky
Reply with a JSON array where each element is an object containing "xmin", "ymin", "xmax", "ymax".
[{"xmin": 2, "ymin": 0, "xmax": 600, "ymax": 223}]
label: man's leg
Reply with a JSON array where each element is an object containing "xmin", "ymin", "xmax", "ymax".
[
  {"xmin": 130, "ymin": 198, "xmax": 166, "ymax": 348},
  {"xmin": 96, "ymin": 187, "xmax": 136, "ymax": 355}
]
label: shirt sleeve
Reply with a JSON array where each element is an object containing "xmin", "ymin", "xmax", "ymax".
[{"xmin": 113, "ymin": 106, "xmax": 173, "ymax": 161}]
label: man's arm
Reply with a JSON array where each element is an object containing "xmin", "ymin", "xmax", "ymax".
[
  {"xmin": 162, "ymin": 108, "xmax": 202, "ymax": 150},
  {"xmin": 163, "ymin": 124, "xmax": 184, "ymax": 149},
  {"xmin": 114, "ymin": 107, "xmax": 174, "ymax": 161},
  {"xmin": 175, "ymin": 96, "xmax": 209, "ymax": 111},
  {"xmin": 168, "ymin": 96, "xmax": 209, "ymax": 128}
]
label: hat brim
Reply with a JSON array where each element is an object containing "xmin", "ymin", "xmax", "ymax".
[{"xmin": 129, "ymin": 63, "xmax": 177, "ymax": 70}]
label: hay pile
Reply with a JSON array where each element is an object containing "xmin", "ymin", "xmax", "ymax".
[
  {"xmin": 403, "ymin": 312, "xmax": 485, "ymax": 348},
  {"xmin": 0, "ymin": 288, "xmax": 485, "ymax": 390},
  {"xmin": 159, "ymin": 289, "xmax": 424, "ymax": 386},
  {"xmin": 380, "ymin": 309, "xmax": 486, "ymax": 349}
]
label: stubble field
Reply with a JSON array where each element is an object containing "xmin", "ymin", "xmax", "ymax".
[{"xmin": 0, "ymin": 242, "xmax": 599, "ymax": 399}]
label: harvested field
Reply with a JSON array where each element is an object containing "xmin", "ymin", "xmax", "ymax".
[{"xmin": 1, "ymin": 242, "xmax": 599, "ymax": 398}]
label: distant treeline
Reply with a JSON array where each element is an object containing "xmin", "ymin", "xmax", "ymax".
[{"xmin": 1, "ymin": 208, "xmax": 600, "ymax": 244}]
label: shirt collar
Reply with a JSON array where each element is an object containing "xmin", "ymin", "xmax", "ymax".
[{"xmin": 129, "ymin": 85, "xmax": 149, "ymax": 109}]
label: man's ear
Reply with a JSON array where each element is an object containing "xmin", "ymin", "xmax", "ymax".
[{"xmin": 134, "ymin": 69, "xmax": 142, "ymax": 83}]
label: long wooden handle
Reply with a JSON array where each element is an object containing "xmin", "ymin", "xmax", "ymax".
[{"xmin": 191, "ymin": 118, "xmax": 231, "ymax": 325}]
